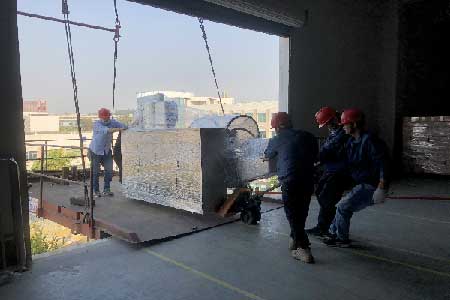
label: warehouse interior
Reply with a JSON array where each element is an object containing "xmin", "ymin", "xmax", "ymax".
[{"xmin": 1, "ymin": 0, "xmax": 450, "ymax": 299}]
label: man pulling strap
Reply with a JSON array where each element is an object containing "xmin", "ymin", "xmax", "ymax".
[{"xmin": 264, "ymin": 112, "xmax": 318, "ymax": 263}]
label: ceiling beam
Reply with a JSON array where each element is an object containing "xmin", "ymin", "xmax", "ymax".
[{"xmin": 127, "ymin": 0, "xmax": 296, "ymax": 36}]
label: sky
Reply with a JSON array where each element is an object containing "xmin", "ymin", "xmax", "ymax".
[{"xmin": 17, "ymin": 0, "xmax": 279, "ymax": 114}]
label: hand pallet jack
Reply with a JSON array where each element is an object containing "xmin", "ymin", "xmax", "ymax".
[{"xmin": 217, "ymin": 184, "xmax": 280, "ymax": 225}]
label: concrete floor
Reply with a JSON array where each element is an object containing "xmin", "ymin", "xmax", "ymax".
[{"xmin": 1, "ymin": 198, "xmax": 450, "ymax": 300}]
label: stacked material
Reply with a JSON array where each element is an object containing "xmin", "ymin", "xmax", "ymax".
[
  {"xmin": 134, "ymin": 93, "xmax": 178, "ymax": 129},
  {"xmin": 403, "ymin": 116, "xmax": 450, "ymax": 175}
]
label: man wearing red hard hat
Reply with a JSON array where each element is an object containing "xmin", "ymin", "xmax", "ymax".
[
  {"xmin": 89, "ymin": 108, "xmax": 127, "ymax": 197},
  {"xmin": 324, "ymin": 108, "xmax": 388, "ymax": 247},
  {"xmin": 306, "ymin": 107, "xmax": 351, "ymax": 237},
  {"xmin": 264, "ymin": 112, "xmax": 318, "ymax": 263}
]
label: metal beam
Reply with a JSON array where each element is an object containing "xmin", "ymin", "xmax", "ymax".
[
  {"xmin": 127, "ymin": 0, "xmax": 294, "ymax": 36},
  {"xmin": 17, "ymin": 11, "xmax": 116, "ymax": 33}
]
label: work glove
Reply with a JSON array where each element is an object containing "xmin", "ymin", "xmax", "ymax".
[{"xmin": 372, "ymin": 188, "xmax": 386, "ymax": 204}]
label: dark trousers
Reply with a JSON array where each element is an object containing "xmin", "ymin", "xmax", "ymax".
[
  {"xmin": 315, "ymin": 172, "xmax": 351, "ymax": 231},
  {"xmin": 281, "ymin": 180, "xmax": 313, "ymax": 249},
  {"xmin": 89, "ymin": 150, "xmax": 113, "ymax": 192}
]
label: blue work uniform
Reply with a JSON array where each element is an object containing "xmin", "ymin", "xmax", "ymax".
[
  {"xmin": 319, "ymin": 127, "xmax": 348, "ymax": 173},
  {"xmin": 314, "ymin": 127, "xmax": 351, "ymax": 232},
  {"xmin": 89, "ymin": 119, "xmax": 127, "ymax": 192},
  {"xmin": 329, "ymin": 132, "xmax": 387, "ymax": 240},
  {"xmin": 264, "ymin": 128, "xmax": 318, "ymax": 249}
]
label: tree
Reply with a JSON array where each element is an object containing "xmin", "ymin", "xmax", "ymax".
[
  {"xmin": 31, "ymin": 149, "xmax": 79, "ymax": 171},
  {"xmin": 80, "ymin": 118, "xmax": 93, "ymax": 131},
  {"xmin": 268, "ymin": 176, "xmax": 279, "ymax": 189},
  {"xmin": 30, "ymin": 222, "xmax": 63, "ymax": 255}
]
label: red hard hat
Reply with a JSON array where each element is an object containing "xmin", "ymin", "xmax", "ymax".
[
  {"xmin": 98, "ymin": 108, "xmax": 111, "ymax": 120},
  {"xmin": 340, "ymin": 108, "xmax": 363, "ymax": 125},
  {"xmin": 315, "ymin": 107, "xmax": 337, "ymax": 128},
  {"xmin": 271, "ymin": 112, "xmax": 291, "ymax": 129}
]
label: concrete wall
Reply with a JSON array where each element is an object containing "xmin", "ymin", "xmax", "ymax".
[
  {"xmin": 26, "ymin": 115, "xmax": 60, "ymax": 133},
  {"xmin": 287, "ymin": 0, "xmax": 399, "ymax": 153}
]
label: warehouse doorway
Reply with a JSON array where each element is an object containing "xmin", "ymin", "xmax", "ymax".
[{"xmin": 7, "ymin": 2, "xmax": 296, "ymax": 268}]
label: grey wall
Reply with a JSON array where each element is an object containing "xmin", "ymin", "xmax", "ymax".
[
  {"xmin": 0, "ymin": 0, "xmax": 30, "ymax": 269},
  {"xmin": 288, "ymin": 0, "xmax": 399, "ymax": 153}
]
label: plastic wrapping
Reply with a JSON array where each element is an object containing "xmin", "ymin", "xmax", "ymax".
[
  {"xmin": 191, "ymin": 115, "xmax": 273, "ymax": 186},
  {"xmin": 402, "ymin": 116, "xmax": 450, "ymax": 175},
  {"xmin": 134, "ymin": 93, "xmax": 179, "ymax": 129},
  {"xmin": 232, "ymin": 138, "xmax": 274, "ymax": 185},
  {"xmin": 190, "ymin": 114, "xmax": 240, "ymax": 129},
  {"xmin": 122, "ymin": 129, "xmax": 226, "ymax": 214},
  {"xmin": 122, "ymin": 115, "xmax": 274, "ymax": 214}
]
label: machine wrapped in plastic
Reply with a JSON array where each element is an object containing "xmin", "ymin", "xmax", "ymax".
[
  {"xmin": 122, "ymin": 128, "xmax": 226, "ymax": 214},
  {"xmin": 122, "ymin": 115, "xmax": 275, "ymax": 214},
  {"xmin": 191, "ymin": 115, "xmax": 273, "ymax": 186}
]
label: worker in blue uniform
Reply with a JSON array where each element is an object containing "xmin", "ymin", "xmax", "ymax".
[
  {"xmin": 307, "ymin": 107, "xmax": 351, "ymax": 237},
  {"xmin": 264, "ymin": 112, "xmax": 318, "ymax": 263},
  {"xmin": 324, "ymin": 108, "xmax": 387, "ymax": 247},
  {"xmin": 89, "ymin": 108, "xmax": 127, "ymax": 197}
]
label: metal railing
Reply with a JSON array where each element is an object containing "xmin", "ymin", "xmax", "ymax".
[{"xmin": 24, "ymin": 140, "xmax": 96, "ymax": 239}]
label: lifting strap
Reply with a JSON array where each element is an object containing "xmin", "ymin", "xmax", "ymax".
[
  {"xmin": 198, "ymin": 18, "xmax": 225, "ymax": 115},
  {"xmin": 62, "ymin": 0, "xmax": 90, "ymax": 211}
]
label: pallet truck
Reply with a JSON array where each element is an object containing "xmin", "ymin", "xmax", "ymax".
[{"xmin": 217, "ymin": 184, "xmax": 280, "ymax": 225}]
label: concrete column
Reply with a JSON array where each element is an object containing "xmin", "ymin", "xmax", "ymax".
[
  {"xmin": 278, "ymin": 37, "xmax": 289, "ymax": 113},
  {"xmin": 287, "ymin": 0, "xmax": 398, "ymax": 154},
  {"xmin": 0, "ymin": 0, "xmax": 31, "ymax": 268}
]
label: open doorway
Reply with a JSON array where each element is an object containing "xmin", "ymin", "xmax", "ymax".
[{"xmin": 14, "ymin": 0, "xmax": 286, "ymax": 262}]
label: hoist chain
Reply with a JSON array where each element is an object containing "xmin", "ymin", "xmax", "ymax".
[
  {"xmin": 198, "ymin": 17, "xmax": 225, "ymax": 115},
  {"xmin": 62, "ymin": 0, "xmax": 90, "ymax": 211},
  {"xmin": 112, "ymin": 0, "xmax": 121, "ymax": 110}
]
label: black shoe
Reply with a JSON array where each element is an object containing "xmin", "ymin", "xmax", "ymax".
[
  {"xmin": 323, "ymin": 236, "xmax": 351, "ymax": 247},
  {"xmin": 102, "ymin": 190, "xmax": 114, "ymax": 197},
  {"xmin": 306, "ymin": 226, "xmax": 326, "ymax": 237}
]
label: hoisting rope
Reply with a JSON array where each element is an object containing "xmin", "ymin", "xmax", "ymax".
[
  {"xmin": 198, "ymin": 18, "xmax": 225, "ymax": 115},
  {"xmin": 112, "ymin": 0, "xmax": 121, "ymax": 110},
  {"xmin": 62, "ymin": 0, "xmax": 90, "ymax": 212}
]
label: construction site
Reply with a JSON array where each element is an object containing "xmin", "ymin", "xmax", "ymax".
[{"xmin": 1, "ymin": 0, "xmax": 450, "ymax": 299}]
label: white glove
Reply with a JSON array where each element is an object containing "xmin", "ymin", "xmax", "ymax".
[{"xmin": 372, "ymin": 188, "xmax": 386, "ymax": 204}]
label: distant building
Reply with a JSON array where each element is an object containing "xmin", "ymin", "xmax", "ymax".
[
  {"xmin": 23, "ymin": 100, "xmax": 47, "ymax": 113},
  {"xmin": 185, "ymin": 96, "xmax": 235, "ymax": 107},
  {"xmin": 23, "ymin": 113, "xmax": 60, "ymax": 134},
  {"xmin": 137, "ymin": 91, "xmax": 234, "ymax": 107},
  {"xmin": 136, "ymin": 91, "xmax": 278, "ymax": 135},
  {"xmin": 59, "ymin": 114, "xmax": 98, "ymax": 132}
]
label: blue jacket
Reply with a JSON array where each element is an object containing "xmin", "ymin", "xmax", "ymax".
[
  {"xmin": 319, "ymin": 127, "xmax": 348, "ymax": 173},
  {"xmin": 264, "ymin": 128, "xmax": 318, "ymax": 185},
  {"xmin": 89, "ymin": 119, "xmax": 127, "ymax": 155},
  {"xmin": 346, "ymin": 132, "xmax": 386, "ymax": 187}
]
